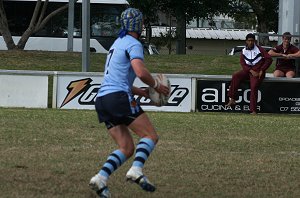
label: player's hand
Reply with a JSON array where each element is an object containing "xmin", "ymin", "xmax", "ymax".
[
  {"xmin": 258, "ymin": 70, "xmax": 263, "ymax": 79},
  {"xmin": 250, "ymin": 69, "xmax": 259, "ymax": 77},
  {"xmin": 140, "ymin": 88, "xmax": 150, "ymax": 98},
  {"xmin": 155, "ymin": 83, "xmax": 170, "ymax": 96},
  {"xmin": 281, "ymin": 54, "xmax": 290, "ymax": 59},
  {"xmin": 132, "ymin": 86, "xmax": 150, "ymax": 98}
]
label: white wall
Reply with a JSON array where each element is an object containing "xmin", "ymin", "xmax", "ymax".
[{"xmin": 0, "ymin": 74, "xmax": 48, "ymax": 108}]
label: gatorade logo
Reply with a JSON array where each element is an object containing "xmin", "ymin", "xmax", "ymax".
[{"xmin": 60, "ymin": 78, "xmax": 189, "ymax": 108}]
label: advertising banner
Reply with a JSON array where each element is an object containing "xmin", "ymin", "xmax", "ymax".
[
  {"xmin": 197, "ymin": 79, "xmax": 300, "ymax": 114},
  {"xmin": 55, "ymin": 74, "xmax": 192, "ymax": 112}
]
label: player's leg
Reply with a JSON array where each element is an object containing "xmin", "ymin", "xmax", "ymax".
[
  {"xmin": 125, "ymin": 112, "xmax": 158, "ymax": 192},
  {"xmin": 227, "ymin": 70, "xmax": 249, "ymax": 106},
  {"xmin": 90, "ymin": 93, "xmax": 135, "ymax": 197},
  {"xmin": 273, "ymin": 69, "xmax": 285, "ymax": 77},
  {"xmin": 249, "ymin": 75, "xmax": 264, "ymax": 114},
  {"xmin": 129, "ymin": 112, "xmax": 158, "ymax": 143},
  {"xmin": 89, "ymin": 124, "xmax": 134, "ymax": 198},
  {"xmin": 285, "ymin": 70, "xmax": 295, "ymax": 78}
]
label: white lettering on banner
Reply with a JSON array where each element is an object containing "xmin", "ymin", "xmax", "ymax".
[
  {"xmin": 296, "ymin": 102, "xmax": 300, "ymax": 106},
  {"xmin": 202, "ymin": 88, "xmax": 219, "ymax": 102},
  {"xmin": 201, "ymin": 83, "xmax": 261, "ymax": 104},
  {"xmin": 239, "ymin": 89, "xmax": 250, "ymax": 103},
  {"xmin": 291, "ymin": 107, "xmax": 300, "ymax": 111},
  {"xmin": 279, "ymin": 97, "xmax": 300, "ymax": 102},
  {"xmin": 201, "ymin": 105, "xmax": 229, "ymax": 111},
  {"xmin": 135, "ymin": 85, "xmax": 189, "ymax": 106},
  {"xmin": 200, "ymin": 104, "xmax": 260, "ymax": 111},
  {"xmin": 58, "ymin": 76, "xmax": 192, "ymax": 112},
  {"xmin": 222, "ymin": 83, "xmax": 226, "ymax": 102},
  {"xmin": 78, "ymin": 84, "xmax": 99, "ymax": 104},
  {"xmin": 280, "ymin": 107, "xmax": 289, "ymax": 112},
  {"xmin": 137, "ymin": 96, "xmax": 152, "ymax": 103},
  {"xmin": 243, "ymin": 105, "xmax": 250, "ymax": 111},
  {"xmin": 168, "ymin": 87, "xmax": 189, "ymax": 104}
]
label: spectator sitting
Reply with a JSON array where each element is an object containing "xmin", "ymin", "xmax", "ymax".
[
  {"xmin": 268, "ymin": 32, "xmax": 299, "ymax": 78},
  {"xmin": 226, "ymin": 33, "xmax": 273, "ymax": 115}
]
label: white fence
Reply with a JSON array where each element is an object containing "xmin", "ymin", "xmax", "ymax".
[
  {"xmin": 0, "ymin": 70, "xmax": 50, "ymax": 108},
  {"xmin": 1, "ymin": 70, "xmax": 300, "ymax": 114},
  {"xmin": 0, "ymin": 70, "xmax": 195, "ymax": 112}
]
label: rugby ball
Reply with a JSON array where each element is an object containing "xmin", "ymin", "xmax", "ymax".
[{"xmin": 149, "ymin": 74, "xmax": 171, "ymax": 106}]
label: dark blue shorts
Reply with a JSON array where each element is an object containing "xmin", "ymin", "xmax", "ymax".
[{"xmin": 95, "ymin": 91, "xmax": 144, "ymax": 129}]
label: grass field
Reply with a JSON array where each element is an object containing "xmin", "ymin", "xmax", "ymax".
[
  {"xmin": 0, "ymin": 50, "xmax": 276, "ymax": 75},
  {"xmin": 0, "ymin": 51, "xmax": 299, "ymax": 197},
  {"xmin": 0, "ymin": 108, "xmax": 300, "ymax": 198}
]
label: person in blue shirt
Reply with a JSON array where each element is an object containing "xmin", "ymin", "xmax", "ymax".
[{"xmin": 89, "ymin": 8, "xmax": 170, "ymax": 198}]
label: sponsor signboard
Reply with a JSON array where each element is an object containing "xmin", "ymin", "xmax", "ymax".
[
  {"xmin": 55, "ymin": 73, "xmax": 192, "ymax": 112},
  {"xmin": 197, "ymin": 79, "xmax": 300, "ymax": 114},
  {"xmin": 56, "ymin": 76, "xmax": 101, "ymax": 109}
]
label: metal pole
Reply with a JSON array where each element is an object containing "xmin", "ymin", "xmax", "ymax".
[
  {"xmin": 82, "ymin": 0, "xmax": 90, "ymax": 72},
  {"xmin": 67, "ymin": 0, "xmax": 74, "ymax": 52}
]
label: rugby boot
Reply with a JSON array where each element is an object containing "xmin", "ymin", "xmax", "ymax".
[
  {"xmin": 126, "ymin": 167, "xmax": 156, "ymax": 192},
  {"xmin": 89, "ymin": 174, "xmax": 111, "ymax": 198}
]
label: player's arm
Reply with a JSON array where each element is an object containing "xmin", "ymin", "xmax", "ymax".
[
  {"xmin": 268, "ymin": 49, "xmax": 282, "ymax": 57},
  {"xmin": 287, "ymin": 50, "xmax": 300, "ymax": 58},
  {"xmin": 131, "ymin": 59, "xmax": 169, "ymax": 96},
  {"xmin": 131, "ymin": 59, "xmax": 156, "ymax": 88},
  {"xmin": 267, "ymin": 46, "xmax": 287, "ymax": 58},
  {"xmin": 132, "ymin": 86, "xmax": 149, "ymax": 98}
]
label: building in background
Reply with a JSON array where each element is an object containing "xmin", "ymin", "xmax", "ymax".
[{"xmin": 278, "ymin": 0, "xmax": 300, "ymax": 45}]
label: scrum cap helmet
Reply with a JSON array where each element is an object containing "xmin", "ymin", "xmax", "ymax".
[{"xmin": 120, "ymin": 8, "xmax": 143, "ymax": 34}]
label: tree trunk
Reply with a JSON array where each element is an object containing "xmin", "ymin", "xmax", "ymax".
[
  {"xmin": 145, "ymin": 22, "xmax": 152, "ymax": 44},
  {"xmin": 17, "ymin": 28, "xmax": 35, "ymax": 49},
  {"xmin": 256, "ymin": 16, "xmax": 270, "ymax": 46},
  {"xmin": 15, "ymin": 0, "xmax": 42, "ymax": 49},
  {"xmin": 245, "ymin": 0, "xmax": 271, "ymax": 46},
  {"xmin": 0, "ymin": 0, "xmax": 69, "ymax": 50},
  {"xmin": 16, "ymin": 1, "xmax": 68, "ymax": 49},
  {"xmin": 0, "ymin": 0, "xmax": 16, "ymax": 49}
]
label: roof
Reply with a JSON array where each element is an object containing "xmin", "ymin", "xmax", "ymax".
[{"xmin": 150, "ymin": 26, "xmax": 278, "ymax": 41}]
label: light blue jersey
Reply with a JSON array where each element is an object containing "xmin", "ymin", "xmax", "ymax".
[{"xmin": 97, "ymin": 35, "xmax": 144, "ymax": 97}]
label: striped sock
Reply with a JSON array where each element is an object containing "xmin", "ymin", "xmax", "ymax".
[
  {"xmin": 132, "ymin": 138, "xmax": 155, "ymax": 168},
  {"xmin": 99, "ymin": 149, "xmax": 126, "ymax": 179}
]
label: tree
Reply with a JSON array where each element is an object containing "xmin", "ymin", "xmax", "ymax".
[
  {"xmin": 131, "ymin": 0, "xmax": 279, "ymax": 52},
  {"xmin": 229, "ymin": 0, "xmax": 279, "ymax": 45},
  {"xmin": 128, "ymin": 0, "xmax": 232, "ymax": 54},
  {"xmin": 158, "ymin": 0, "xmax": 232, "ymax": 54},
  {"xmin": 0, "ymin": 0, "xmax": 72, "ymax": 50},
  {"xmin": 127, "ymin": 0, "xmax": 159, "ymax": 44},
  {"xmin": 243, "ymin": 0, "xmax": 278, "ymax": 45},
  {"xmin": 242, "ymin": 0, "xmax": 278, "ymax": 33},
  {"xmin": 0, "ymin": 0, "xmax": 14, "ymax": 49}
]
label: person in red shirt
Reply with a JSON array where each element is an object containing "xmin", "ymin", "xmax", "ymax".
[
  {"xmin": 226, "ymin": 33, "xmax": 273, "ymax": 114},
  {"xmin": 268, "ymin": 32, "xmax": 299, "ymax": 78}
]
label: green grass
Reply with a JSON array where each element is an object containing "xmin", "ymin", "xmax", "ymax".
[
  {"xmin": 0, "ymin": 109, "xmax": 299, "ymax": 198},
  {"xmin": 0, "ymin": 50, "xmax": 276, "ymax": 74}
]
